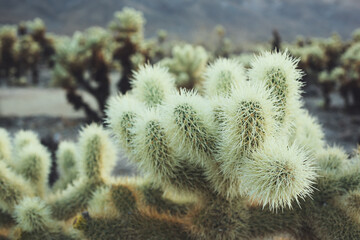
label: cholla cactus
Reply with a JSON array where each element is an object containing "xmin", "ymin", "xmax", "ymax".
[
  {"xmin": 0, "ymin": 18, "xmax": 55, "ymax": 86},
  {"xmin": 212, "ymin": 25, "xmax": 233, "ymax": 57},
  {"xmin": 0, "ymin": 26, "xmax": 17, "ymax": 80},
  {"xmin": 232, "ymin": 53, "xmax": 254, "ymax": 69},
  {"xmin": 84, "ymin": 51, "xmax": 359, "ymax": 240},
  {"xmin": 109, "ymin": 8, "xmax": 145, "ymax": 57},
  {"xmin": 0, "ymin": 10, "xmax": 154, "ymax": 111},
  {"xmin": 11, "ymin": 197, "xmax": 81, "ymax": 239},
  {"xmin": 52, "ymin": 141, "xmax": 79, "ymax": 191},
  {"xmin": 339, "ymin": 42, "xmax": 360, "ymax": 108},
  {"xmin": 70, "ymin": 52, "xmax": 359, "ymax": 239},
  {"xmin": 248, "ymin": 51, "xmax": 302, "ymax": 132},
  {"xmin": 12, "ymin": 35, "xmax": 41, "ymax": 84},
  {"xmin": 0, "ymin": 128, "xmax": 12, "ymax": 163},
  {"xmin": 109, "ymin": 7, "xmax": 145, "ymax": 43},
  {"xmin": 0, "ymin": 125, "xmax": 119, "ymax": 239},
  {"xmin": 203, "ymin": 58, "xmax": 246, "ymax": 97},
  {"xmin": 285, "ymin": 32, "xmax": 360, "ymax": 111},
  {"xmin": 242, "ymin": 139, "xmax": 316, "ymax": 210},
  {"xmin": 318, "ymin": 66, "xmax": 347, "ymax": 109},
  {"xmin": 289, "ymin": 109, "xmax": 325, "ymax": 154},
  {"xmin": 52, "ymin": 27, "xmax": 113, "ymax": 121},
  {"xmin": 93, "ymin": 51, "xmax": 316, "ymax": 239},
  {"xmin": 290, "ymin": 43, "xmax": 326, "ymax": 74},
  {"xmin": 109, "ymin": 7, "xmax": 152, "ymax": 94},
  {"xmin": 27, "ymin": 18, "xmax": 45, "ymax": 39},
  {"xmin": 318, "ymin": 70, "xmax": 336, "ymax": 108},
  {"xmin": 26, "ymin": 18, "xmax": 56, "ymax": 68},
  {"xmin": 352, "ymin": 28, "xmax": 360, "ymax": 42},
  {"xmin": 2, "ymin": 52, "xmax": 360, "ymax": 240},
  {"xmin": 131, "ymin": 64, "xmax": 176, "ymax": 107},
  {"xmin": 159, "ymin": 44, "xmax": 208, "ymax": 89}
]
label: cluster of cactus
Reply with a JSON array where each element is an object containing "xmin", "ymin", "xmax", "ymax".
[
  {"xmin": 286, "ymin": 31, "xmax": 360, "ymax": 110},
  {"xmin": 0, "ymin": 18, "xmax": 55, "ymax": 85},
  {"xmin": 52, "ymin": 27, "xmax": 114, "ymax": 122},
  {"xmin": 0, "ymin": 8, "xmax": 167, "ymax": 121},
  {"xmin": 51, "ymin": 7, "xmax": 167, "ymax": 121},
  {"xmin": 0, "ymin": 124, "xmax": 118, "ymax": 239},
  {"xmin": 108, "ymin": 7, "xmax": 155, "ymax": 93},
  {"xmin": 1, "ymin": 51, "xmax": 360, "ymax": 239}
]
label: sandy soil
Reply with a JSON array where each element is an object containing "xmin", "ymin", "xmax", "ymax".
[{"xmin": 0, "ymin": 87, "xmax": 96, "ymax": 118}]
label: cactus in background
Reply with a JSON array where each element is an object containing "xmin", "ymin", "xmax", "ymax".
[
  {"xmin": 232, "ymin": 53, "xmax": 254, "ymax": 69},
  {"xmin": 0, "ymin": 19, "xmax": 57, "ymax": 85},
  {"xmin": 285, "ymin": 31, "xmax": 360, "ymax": 111},
  {"xmin": 51, "ymin": 7, "xmax": 157, "ymax": 121},
  {"xmin": 26, "ymin": 18, "xmax": 56, "ymax": 68},
  {"xmin": 109, "ymin": 7, "xmax": 152, "ymax": 94},
  {"xmin": 0, "ymin": 18, "xmax": 56, "ymax": 86},
  {"xmin": 52, "ymin": 27, "xmax": 113, "ymax": 121},
  {"xmin": 317, "ymin": 66, "xmax": 346, "ymax": 109},
  {"xmin": 340, "ymin": 42, "xmax": 360, "ymax": 109},
  {"xmin": 2, "ymin": 51, "xmax": 360, "ymax": 239},
  {"xmin": 213, "ymin": 25, "xmax": 233, "ymax": 57},
  {"xmin": 318, "ymin": 70, "xmax": 336, "ymax": 108},
  {"xmin": 12, "ymin": 35, "xmax": 41, "ymax": 84},
  {"xmin": 0, "ymin": 26, "xmax": 17, "ymax": 81},
  {"xmin": 159, "ymin": 44, "xmax": 208, "ymax": 90}
]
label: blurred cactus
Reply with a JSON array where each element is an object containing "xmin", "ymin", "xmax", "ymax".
[
  {"xmin": 318, "ymin": 70, "xmax": 335, "ymax": 108},
  {"xmin": 26, "ymin": 18, "xmax": 56, "ymax": 68},
  {"xmin": 352, "ymin": 28, "xmax": 360, "ymax": 42},
  {"xmin": 157, "ymin": 29, "xmax": 167, "ymax": 44},
  {"xmin": 0, "ymin": 26, "xmax": 17, "ymax": 82},
  {"xmin": 340, "ymin": 42, "xmax": 360, "ymax": 109},
  {"xmin": 109, "ymin": 7, "xmax": 152, "ymax": 94},
  {"xmin": 159, "ymin": 44, "xmax": 208, "ymax": 89},
  {"xmin": 52, "ymin": 27, "xmax": 113, "ymax": 121},
  {"xmin": 213, "ymin": 25, "xmax": 233, "ymax": 57},
  {"xmin": 50, "ymin": 7, "xmax": 159, "ymax": 121},
  {"xmin": 286, "ymin": 31, "xmax": 360, "ymax": 110},
  {"xmin": 232, "ymin": 53, "xmax": 254, "ymax": 69},
  {"xmin": 0, "ymin": 18, "xmax": 55, "ymax": 86}
]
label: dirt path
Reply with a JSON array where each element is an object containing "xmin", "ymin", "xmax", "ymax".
[{"xmin": 0, "ymin": 87, "xmax": 98, "ymax": 117}]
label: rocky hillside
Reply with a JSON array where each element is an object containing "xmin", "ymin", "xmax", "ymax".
[{"xmin": 0, "ymin": 0, "xmax": 359, "ymax": 43}]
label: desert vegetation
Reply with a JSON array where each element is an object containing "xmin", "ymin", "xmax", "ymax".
[{"xmin": 1, "ymin": 5, "xmax": 360, "ymax": 240}]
